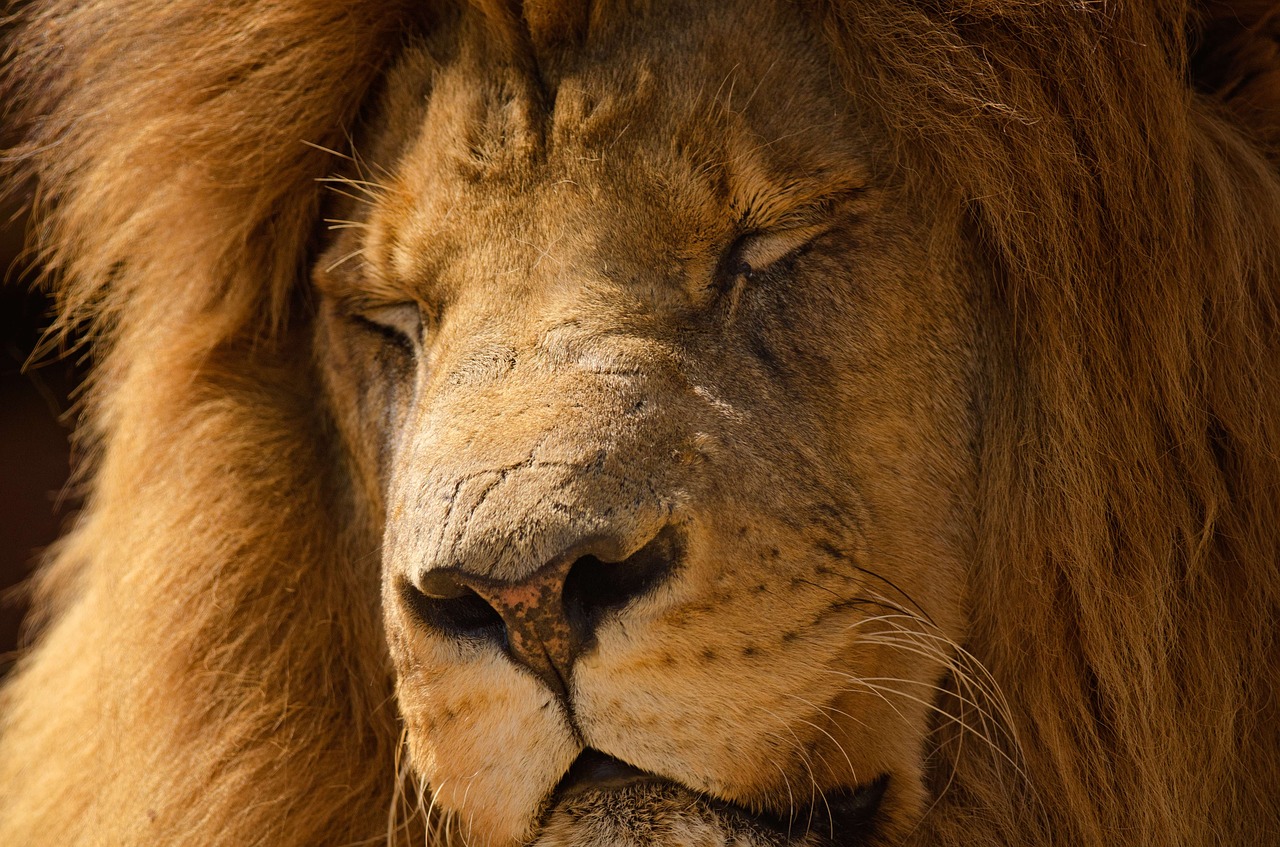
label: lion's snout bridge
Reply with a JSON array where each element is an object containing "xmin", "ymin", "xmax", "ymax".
[
  {"xmin": 383, "ymin": 320, "xmax": 701, "ymax": 699},
  {"xmin": 401, "ymin": 525, "xmax": 682, "ymax": 698}
]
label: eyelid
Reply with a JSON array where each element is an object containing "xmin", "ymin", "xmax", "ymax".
[
  {"xmin": 735, "ymin": 225, "xmax": 826, "ymax": 272},
  {"xmin": 353, "ymin": 302, "xmax": 424, "ymax": 348}
]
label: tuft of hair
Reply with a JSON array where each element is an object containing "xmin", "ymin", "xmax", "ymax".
[{"xmin": 1, "ymin": 2, "xmax": 1278, "ymax": 846}]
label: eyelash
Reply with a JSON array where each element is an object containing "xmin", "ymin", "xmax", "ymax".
[
  {"xmin": 351, "ymin": 312, "xmax": 418, "ymax": 357},
  {"xmin": 730, "ymin": 244, "xmax": 758, "ymax": 280},
  {"xmin": 717, "ymin": 234, "xmax": 758, "ymax": 292},
  {"xmin": 718, "ymin": 232, "xmax": 810, "ymax": 293}
]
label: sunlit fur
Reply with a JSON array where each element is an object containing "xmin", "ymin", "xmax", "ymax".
[{"xmin": 2, "ymin": 2, "xmax": 1279, "ymax": 846}]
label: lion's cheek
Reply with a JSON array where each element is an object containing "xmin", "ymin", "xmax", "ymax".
[
  {"xmin": 571, "ymin": 616, "xmax": 851, "ymax": 804},
  {"xmin": 397, "ymin": 656, "xmax": 580, "ymax": 846}
]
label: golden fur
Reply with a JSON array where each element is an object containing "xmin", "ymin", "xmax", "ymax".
[{"xmin": 2, "ymin": 1, "xmax": 1279, "ymax": 846}]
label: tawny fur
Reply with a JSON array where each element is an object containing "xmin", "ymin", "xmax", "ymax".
[{"xmin": 2, "ymin": 2, "xmax": 1279, "ymax": 846}]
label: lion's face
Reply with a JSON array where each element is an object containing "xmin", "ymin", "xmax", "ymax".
[{"xmin": 315, "ymin": 3, "xmax": 979, "ymax": 844}]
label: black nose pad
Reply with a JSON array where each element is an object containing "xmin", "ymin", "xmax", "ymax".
[{"xmin": 401, "ymin": 525, "xmax": 683, "ymax": 698}]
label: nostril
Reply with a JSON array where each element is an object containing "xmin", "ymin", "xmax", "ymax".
[
  {"xmin": 400, "ymin": 574, "xmax": 505, "ymax": 643},
  {"xmin": 563, "ymin": 525, "xmax": 682, "ymax": 634}
]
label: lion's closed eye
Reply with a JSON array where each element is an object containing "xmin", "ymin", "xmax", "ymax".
[
  {"xmin": 722, "ymin": 227, "xmax": 825, "ymax": 283},
  {"xmin": 348, "ymin": 302, "xmax": 424, "ymax": 355}
]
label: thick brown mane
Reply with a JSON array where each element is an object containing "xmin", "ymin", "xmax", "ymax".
[
  {"xmin": 826, "ymin": 3, "xmax": 1280, "ymax": 844},
  {"xmin": 3, "ymin": 2, "xmax": 1278, "ymax": 846}
]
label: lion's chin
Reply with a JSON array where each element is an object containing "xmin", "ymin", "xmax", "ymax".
[{"xmin": 528, "ymin": 750, "xmax": 887, "ymax": 847}]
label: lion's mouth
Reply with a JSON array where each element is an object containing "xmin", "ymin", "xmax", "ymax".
[
  {"xmin": 554, "ymin": 748, "xmax": 666, "ymax": 799},
  {"xmin": 545, "ymin": 748, "xmax": 888, "ymax": 846}
]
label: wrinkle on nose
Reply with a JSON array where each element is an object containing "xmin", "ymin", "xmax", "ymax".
[{"xmin": 413, "ymin": 441, "xmax": 651, "ymax": 585}]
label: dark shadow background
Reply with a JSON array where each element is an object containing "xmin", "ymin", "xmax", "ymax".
[
  {"xmin": 2, "ymin": 35, "xmax": 77, "ymax": 673},
  {"xmin": 1, "ymin": 194, "xmax": 75, "ymax": 676}
]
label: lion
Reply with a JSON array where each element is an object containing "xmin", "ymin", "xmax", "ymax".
[{"xmin": 2, "ymin": 0, "xmax": 1278, "ymax": 845}]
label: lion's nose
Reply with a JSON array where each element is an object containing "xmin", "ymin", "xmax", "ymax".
[{"xmin": 401, "ymin": 526, "xmax": 681, "ymax": 699}]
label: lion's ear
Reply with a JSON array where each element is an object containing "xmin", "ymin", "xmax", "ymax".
[{"xmin": 1192, "ymin": 1, "xmax": 1280, "ymax": 150}]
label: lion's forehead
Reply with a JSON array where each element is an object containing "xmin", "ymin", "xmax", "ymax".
[{"xmin": 363, "ymin": 8, "xmax": 868, "ymax": 304}]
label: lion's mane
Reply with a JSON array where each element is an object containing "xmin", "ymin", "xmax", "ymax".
[{"xmin": 2, "ymin": 2, "xmax": 1278, "ymax": 845}]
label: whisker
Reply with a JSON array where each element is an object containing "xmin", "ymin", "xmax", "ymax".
[
  {"xmin": 844, "ymin": 678, "xmax": 1028, "ymax": 782},
  {"xmin": 326, "ymin": 248, "xmax": 366, "ymax": 273},
  {"xmin": 841, "ymin": 604, "xmax": 1022, "ymax": 745},
  {"xmin": 324, "ymin": 218, "xmax": 369, "ymax": 231},
  {"xmin": 385, "ymin": 728, "xmax": 408, "ymax": 846},
  {"xmin": 781, "ymin": 694, "xmax": 860, "ymax": 781},
  {"xmin": 778, "ymin": 695, "xmax": 855, "ymax": 840},
  {"xmin": 761, "ymin": 706, "xmax": 821, "ymax": 834},
  {"xmin": 844, "ymin": 644, "xmax": 1012, "ymax": 740},
  {"xmin": 318, "ymin": 176, "xmax": 387, "ymax": 190},
  {"xmin": 424, "ymin": 776, "xmax": 446, "ymax": 846},
  {"xmin": 303, "ymin": 139, "xmax": 356, "ymax": 161},
  {"xmin": 848, "ymin": 611, "xmax": 1023, "ymax": 745},
  {"xmin": 317, "ymin": 176, "xmax": 389, "ymax": 200},
  {"xmin": 759, "ymin": 731, "xmax": 799, "ymax": 842},
  {"xmin": 323, "ymin": 185, "xmax": 376, "ymax": 207},
  {"xmin": 822, "ymin": 625, "xmax": 1020, "ymax": 751}
]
